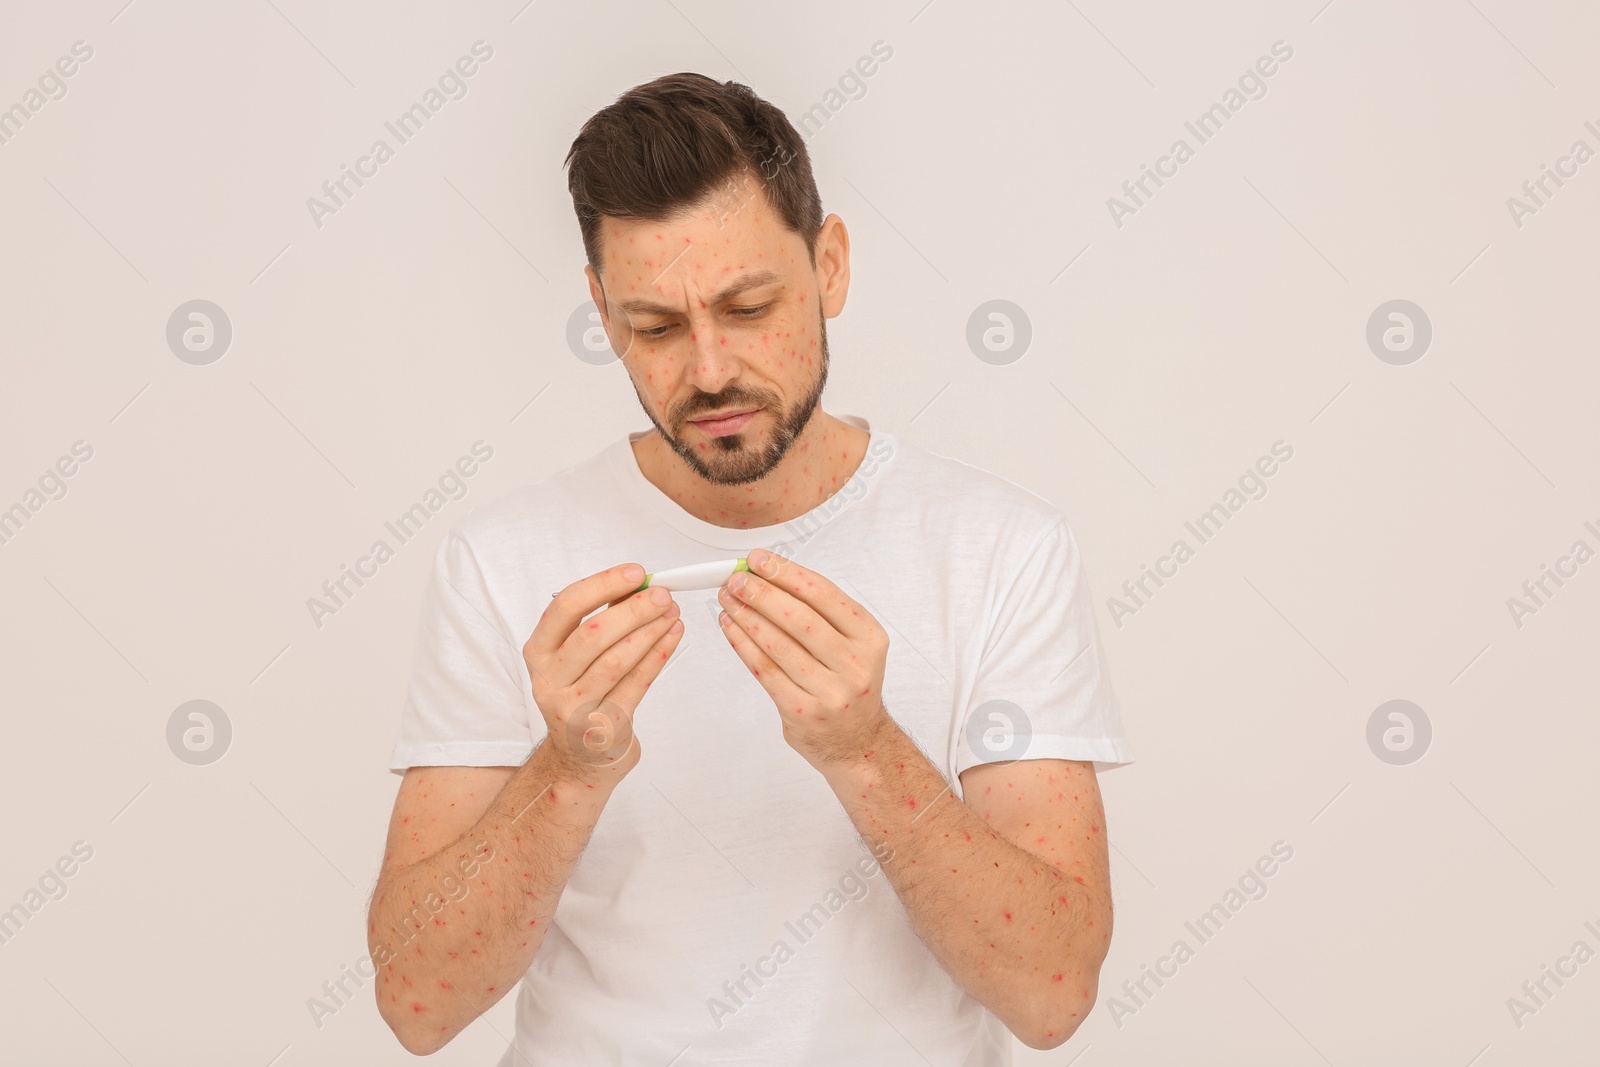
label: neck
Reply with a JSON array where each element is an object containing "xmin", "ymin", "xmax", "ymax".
[{"xmin": 631, "ymin": 409, "xmax": 870, "ymax": 530}]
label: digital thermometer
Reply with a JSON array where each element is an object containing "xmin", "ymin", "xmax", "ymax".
[{"xmin": 632, "ymin": 557, "xmax": 749, "ymax": 592}]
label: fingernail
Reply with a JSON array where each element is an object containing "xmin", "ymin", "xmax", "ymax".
[
  {"xmin": 651, "ymin": 587, "xmax": 671, "ymax": 605},
  {"xmin": 728, "ymin": 572, "xmax": 748, "ymax": 592},
  {"xmin": 625, "ymin": 564, "xmax": 645, "ymax": 582}
]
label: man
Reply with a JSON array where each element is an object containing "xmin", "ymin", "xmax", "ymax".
[{"xmin": 369, "ymin": 72, "xmax": 1133, "ymax": 1064}]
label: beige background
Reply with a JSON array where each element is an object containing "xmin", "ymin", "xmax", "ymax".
[{"xmin": 1, "ymin": 0, "xmax": 1596, "ymax": 1063}]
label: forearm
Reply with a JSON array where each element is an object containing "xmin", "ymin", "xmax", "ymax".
[
  {"xmin": 816, "ymin": 718, "xmax": 1108, "ymax": 1049},
  {"xmin": 369, "ymin": 738, "xmax": 618, "ymax": 1053}
]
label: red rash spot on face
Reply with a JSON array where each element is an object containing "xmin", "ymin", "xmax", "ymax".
[
  {"xmin": 1074, "ymin": 875, "xmax": 1085, "ymax": 883},
  {"xmin": 1003, "ymin": 911, "xmax": 1013, "ymax": 922},
  {"xmin": 907, "ymin": 797, "xmax": 917, "ymax": 810},
  {"xmin": 1052, "ymin": 973, "xmax": 1065, "ymax": 982},
  {"xmin": 411, "ymin": 1002, "xmax": 427, "ymax": 1013}
]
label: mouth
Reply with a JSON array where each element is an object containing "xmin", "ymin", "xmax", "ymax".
[{"xmin": 688, "ymin": 407, "xmax": 760, "ymax": 437}]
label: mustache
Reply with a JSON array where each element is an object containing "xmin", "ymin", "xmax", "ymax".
[{"xmin": 679, "ymin": 395, "xmax": 770, "ymax": 421}]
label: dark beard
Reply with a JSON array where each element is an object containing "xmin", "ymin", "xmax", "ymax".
[{"xmin": 634, "ymin": 311, "xmax": 830, "ymax": 487}]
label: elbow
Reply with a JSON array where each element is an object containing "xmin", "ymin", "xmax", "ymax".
[
  {"xmin": 1015, "ymin": 1010, "xmax": 1086, "ymax": 1052},
  {"xmin": 378, "ymin": 995, "xmax": 456, "ymax": 1056},
  {"xmin": 1011, "ymin": 967, "xmax": 1103, "ymax": 1051},
  {"xmin": 386, "ymin": 1019, "xmax": 452, "ymax": 1057}
]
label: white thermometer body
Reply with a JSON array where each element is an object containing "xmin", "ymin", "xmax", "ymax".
[{"xmin": 635, "ymin": 557, "xmax": 749, "ymax": 592}]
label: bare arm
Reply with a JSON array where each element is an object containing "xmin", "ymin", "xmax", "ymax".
[
  {"xmin": 370, "ymin": 563, "xmax": 682, "ymax": 1054},
  {"xmin": 816, "ymin": 721, "xmax": 1112, "ymax": 1051},
  {"xmin": 368, "ymin": 746, "xmax": 620, "ymax": 1053},
  {"xmin": 709, "ymin": 549, "xmax": 1113, "ymax": 1049}
]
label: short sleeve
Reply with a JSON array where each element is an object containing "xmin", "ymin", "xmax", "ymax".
[
  {"xmin": 954, "ymin": 518, "xmax": 1134, "ymax": 778},
  {"xmin": 388, "ymin": 530, "xmax": 539, "ymax": 774}
]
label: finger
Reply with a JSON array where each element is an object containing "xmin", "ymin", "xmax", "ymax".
[
  {"xmin": 570, "ymin": 598, "xmax": 681, "ymax": 701},
  {"xmin": 720, "ymin": 569, "xmax": 843, "ymax": 670},
  {"xmin": 600, "ymin": 611, "xmax": 686, "ymax": 711},
  {"xmin": 718, "ymin": 608, "xmax": 807, "ymax": 716},
  {"xmin": 557, "ymin": 587, "xmax": 678, "ymax": 686},
  {"xmin": 746, "ymin": 550, "xmax": 872, "ymax": 640},
  {"xmin": 718, "ymin": 589, "xmax": 828, "ymax": 695},
  {"xmin": 529, "ymin": 563, "xmax": 647, "ymax": 659}
]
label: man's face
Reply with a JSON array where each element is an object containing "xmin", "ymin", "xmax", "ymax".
[{"xmin": 586, "ymin": 171, "xmax": 847, "ymax": 487}]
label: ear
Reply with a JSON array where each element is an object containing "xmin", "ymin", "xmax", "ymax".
[
  {"xmin": 585, "ymin": 265, "xmax": 629, "ymax": 361},
  {"xmin": 813, "ymin": 213, "xmax": 851, "ymax": 319},
  {"xmin": 584, "ymin": 264, "xmax": 608, "ymax": 329}
]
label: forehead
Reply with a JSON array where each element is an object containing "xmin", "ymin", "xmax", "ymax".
[{"xmin": 595, "ymin": 172, "xmax": 803, "ymax": 297}]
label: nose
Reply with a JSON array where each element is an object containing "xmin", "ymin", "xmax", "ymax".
[{"xmin": 682, "ymin": 313, "xmax": 745, "ymax": 394}]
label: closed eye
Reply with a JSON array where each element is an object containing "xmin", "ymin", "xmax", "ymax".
[{"xmin": 634, "ymin": 304, "xmax": 770, "ymax": 339}]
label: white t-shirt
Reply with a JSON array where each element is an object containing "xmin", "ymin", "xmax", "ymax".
[{"xmin": 389, "ymin": 413, "xmax": 1134, "ymax": 1066}]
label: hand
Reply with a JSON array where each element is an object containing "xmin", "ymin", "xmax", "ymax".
[
  {"xmin": 524, "ymin": 564, "xmax": 683, "ymax": 778},
  {"xmin": 715, "ymin": 549, "xmax": 892, "ymax": 769}
]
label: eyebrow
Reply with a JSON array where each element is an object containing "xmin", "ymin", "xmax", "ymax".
[{"xmin": 612, "ymin": 269, "xmax": 783, "ymax": 317}]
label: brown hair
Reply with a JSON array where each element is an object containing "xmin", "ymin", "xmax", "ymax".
[{"xmin": 564, "ymin": 73, "xmax": 823, "ymax": 275}]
